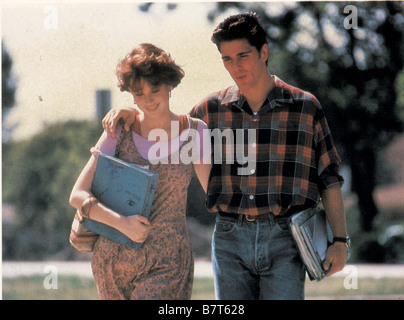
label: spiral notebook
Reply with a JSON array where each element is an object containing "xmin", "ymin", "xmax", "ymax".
[
  {"xmin": 288, "ymin": 206, "xmax": 333, "ymax": 281},
  {"xmin": 84, "ymin": 153, "xmax": 158, "ymax": 249}
]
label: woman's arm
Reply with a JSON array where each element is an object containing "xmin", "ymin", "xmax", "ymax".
[
  {"xmin": 69, "ymin": 155, "xmax": 151, "ymax": 243},
  {"xmin": 69, "ymin": 156, "xmax": 97, "ymax": 210},
  {"xmin": 193, "ymin": 163, "xmax": 212, "ymax": 193},
  {"xmin": 192, "ymin": 119, "xmax": 212, "ymax": 193}
]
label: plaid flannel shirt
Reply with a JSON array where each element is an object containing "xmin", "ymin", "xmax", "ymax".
[{"xmin": 189, "ymin": 76, "xmax": 344, "ymax": 217}]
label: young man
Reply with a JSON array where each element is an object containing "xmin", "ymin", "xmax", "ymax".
[{"xmin": 103, "ymin": 12, "xmax": 349, "ymax": 300}]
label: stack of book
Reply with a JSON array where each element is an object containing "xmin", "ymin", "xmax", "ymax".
[
  {"xmin": 85, "ymin": 153, "xmax": 158, "ymax": 249},
  {"xmin": 288, "ymin": 206, "xmax": 333, "ymax": 281}
]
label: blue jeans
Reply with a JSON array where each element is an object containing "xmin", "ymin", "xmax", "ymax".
[{"xmin": 212, "ymin": 212, "xmax": 306, "ymax": 300}]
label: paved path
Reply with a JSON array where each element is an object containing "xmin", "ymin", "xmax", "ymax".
[
  {"xmin": 2, "ymin": 260, "xmax": 404, "ymax": 279},
  {"xmin": 1, "ymin": 260, "xmax": 213, "ymax": 279}
]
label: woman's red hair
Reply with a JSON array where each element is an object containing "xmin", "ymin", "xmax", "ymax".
[{"xmin": 116, "ymin": 43, "xmax": 185, "ymax": 92}]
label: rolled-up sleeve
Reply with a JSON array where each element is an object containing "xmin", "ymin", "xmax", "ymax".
[{"xmin": 314, "ymin": 106, "xmax": 344, "ymax": 190}]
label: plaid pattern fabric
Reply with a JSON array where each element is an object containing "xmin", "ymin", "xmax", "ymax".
[{"xmin": 189, "ymin": 76, "xmax": 344, "ymax": 217}]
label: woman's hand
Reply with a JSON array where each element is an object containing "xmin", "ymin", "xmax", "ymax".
[
  {"xmin": 102, "ymin": 107, "xmax": 139, "ymax": 138},
  {"xmin": 118, "ymin": 215, "xmax": 151, "ymax": 244}
]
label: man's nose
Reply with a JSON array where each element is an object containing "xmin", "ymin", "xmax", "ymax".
[{"xmin": 228, "ymin": 59, "xmax": 242, "ymax": 74}]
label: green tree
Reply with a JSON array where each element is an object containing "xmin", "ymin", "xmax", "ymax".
[
  {"xmin": 3, "ymin": 120, "xmax": 102, "ymax": 259},
  {"xmin": 396, "ymin": 68, "xmax": 404, "ymax": 120},
  {"xmin": 207, "ymin": 1, "xmax": 404, "ymax": 232},
  {"xmin": 2, "ymin": 41, "xmax": 15, "ymax": 117},
  {"xmin": 2, "ymin": 41, "xmax": 16, "ymax": 141}
]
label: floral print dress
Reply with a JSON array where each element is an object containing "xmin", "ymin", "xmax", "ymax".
[{"xmin": 91, "ymin": 116, "xmax": 205, "ymax": 300}]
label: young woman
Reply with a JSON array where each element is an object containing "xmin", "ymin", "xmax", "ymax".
[{"xmin": 69, "ymin": 43, "xmax": 211, "ymax": 300}]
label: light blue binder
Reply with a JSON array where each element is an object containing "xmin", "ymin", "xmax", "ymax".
[{"xmin": 84, "ymin": 153, "xmax": 158, "ymax": 249}]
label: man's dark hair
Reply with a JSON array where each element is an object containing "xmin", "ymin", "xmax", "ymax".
[{"xmin": 211, "ymin": 12, "xmax": 268, "ymax": 61}]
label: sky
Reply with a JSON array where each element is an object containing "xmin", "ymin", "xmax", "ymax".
[{"xmin": 1, "ymin": 1, "xmax": 240, "ymax": 141}]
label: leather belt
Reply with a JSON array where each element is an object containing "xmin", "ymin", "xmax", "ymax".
[
  {"xmin": 245, "ymin": 214, "xmax": 270, "ymax": 222},
  {"xmin": 218, "ymin": 211, "xmax": 278, "ymax": 222}
]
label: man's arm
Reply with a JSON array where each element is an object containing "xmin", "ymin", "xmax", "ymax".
[
  {"xmin": 102, "ymin": 107, "xmax": 139, "ymax": 138},
  {"xmin": 321, "ymin": 184, "xmax": 348, "ymax": 276}
]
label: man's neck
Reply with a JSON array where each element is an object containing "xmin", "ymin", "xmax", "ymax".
[{"xmin": 243, "ymin": 73, "xmax": 275, "ymax": 113}]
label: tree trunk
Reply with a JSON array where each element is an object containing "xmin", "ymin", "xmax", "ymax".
[{"xmin": 349, "ymin": 148, "xmax": 379, "ymax": 232}]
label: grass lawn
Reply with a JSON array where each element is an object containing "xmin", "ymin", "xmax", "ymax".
[{"xmin": 2, "ymin": 275, "xmax": 403, "ymax": 300}]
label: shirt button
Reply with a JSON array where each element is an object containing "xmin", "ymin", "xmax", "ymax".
[
  {"xmin": 250, "ymin": 169, "xmax": 255, "ymax": 174},
  {"xmin": 249, "ymin": 195, "xmax": 254, "ymax": 200},
  {"xmin": 252, "ymin": 143, "xmax": 256, "ymax": 148}
]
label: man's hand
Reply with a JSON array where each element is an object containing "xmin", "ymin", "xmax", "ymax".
[
  {"xmin": 323, "ymin": 242, "xmax": 347, "ymax": 277},
  {"xmin": 102, "ymin": 107, "xmax": 139, "ymax": 138}
]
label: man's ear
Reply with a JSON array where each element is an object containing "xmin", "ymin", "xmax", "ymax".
[{"xmin": 260, "ymin": 44, "xmax": 269, "ymax": 63}]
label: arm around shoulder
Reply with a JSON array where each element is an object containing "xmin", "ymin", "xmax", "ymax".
[{"xmin": 102, "ymin": 107, "xmax": 139, "ymax": 138}]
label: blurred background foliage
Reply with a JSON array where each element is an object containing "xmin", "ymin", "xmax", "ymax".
[
  {"xmin": 3, "ymin": 1, "xmax": 404, "ymax": 262},
  {"xmin": 3, "ymin": 121, "xmax": 102, "ymax": 259}
]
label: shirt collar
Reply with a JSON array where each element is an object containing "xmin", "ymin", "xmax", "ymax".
[{"xmin": 221, "ymin": 75, "xmax": 294, "ymax": 113}]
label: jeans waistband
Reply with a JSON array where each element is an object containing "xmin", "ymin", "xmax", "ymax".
[{"xmin": 217, "ymin": 211, "xmax": 287, "ymax": 225}]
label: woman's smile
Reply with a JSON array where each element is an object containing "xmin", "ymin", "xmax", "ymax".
[{"xmin": 144, "ymin": 103, "xmax": 159, "ymax": 112}]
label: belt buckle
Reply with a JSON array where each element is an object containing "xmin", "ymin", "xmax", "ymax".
[{"xmin": 245, "ymin": 215, "xmax": 256, "ymax": 222}]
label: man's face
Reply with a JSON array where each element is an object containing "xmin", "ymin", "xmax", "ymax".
[{"xmin": 219, "ymin": 39, "xmax": 268, "ymax": 92}]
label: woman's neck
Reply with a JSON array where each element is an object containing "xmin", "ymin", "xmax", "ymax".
[{"xmin": 137, "ymin": 111, "xmax": 180, "ymax": 140}]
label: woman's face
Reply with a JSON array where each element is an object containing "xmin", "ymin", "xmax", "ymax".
[{"xmin": 128, "ymin": 79, "xmax": 170, "ymax": 116}]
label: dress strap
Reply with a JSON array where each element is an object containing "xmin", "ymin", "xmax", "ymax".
[
  {"xmin": 133, "ymin": 114, "xmax": 142, "ymax": 135},
  {"xmin": 179, "ymin": 114, "xmax": 189, "ymax": 132}
]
